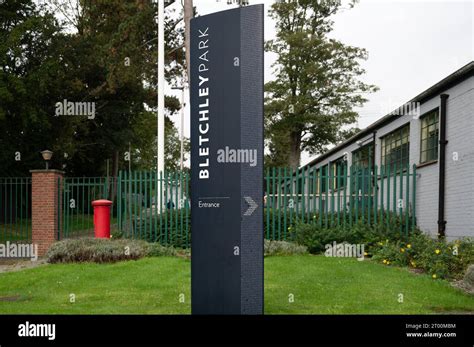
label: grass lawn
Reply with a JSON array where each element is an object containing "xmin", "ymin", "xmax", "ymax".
[
  {"xmin": 0, "ymin": 255, "xmax": 472, "ymax": 314},
  {"xmin": 0, "ymin": 216, "xmax": 120, "ymax": 242}
]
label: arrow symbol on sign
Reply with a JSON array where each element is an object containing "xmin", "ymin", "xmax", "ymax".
[{"xmin": 244, "ymin": 196, "xmax": 258, "ymax": 216}]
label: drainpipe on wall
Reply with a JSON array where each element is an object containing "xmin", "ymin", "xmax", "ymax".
[
  {"xmin": 372, "ymin": 131, "xmax": 377, "ymax": 166},
  {"xmin": 372, "ymin": 131, "xmax": 377, "ymax": 186},
  {"xmin": 438, "ymin": 94, "xmax": 449, "ymax": 239}
]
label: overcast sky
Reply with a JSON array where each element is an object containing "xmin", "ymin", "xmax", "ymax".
[{"xmin": 169, "ymin": 0, "xmax": 473, "ymax": 166}]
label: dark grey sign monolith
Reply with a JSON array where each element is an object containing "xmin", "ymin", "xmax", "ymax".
[{"xmin": 190, "ymin": 5, "xmax": 264, "ymax": 315}]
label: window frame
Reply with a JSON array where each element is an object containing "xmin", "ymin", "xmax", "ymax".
[
  {"xmin": 319, "ymin": 164, "xmax": 328, "ymax": 194},
  {"xmin": 419, "ymin": 107, "xmax": 440, "ymax": 164},
  {"xmin": 380, "ymin": 124, "xmax": 410, "ymax": 170},
  {"xmin": 352, "ymin": 143, "xmax": 374, "ymax": 169},
  {"xmin": 330, "ymin": 157, "xmax": 347, "ymax": 191},
  {"xmin": 309, "ymin": 167, "xmax": 318, "ymax": 195}
]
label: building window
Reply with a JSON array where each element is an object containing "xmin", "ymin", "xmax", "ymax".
[
  {"xmin": 352, "ymin": 143, "xmax": 374, "ymax": 169},
  {"xmin": 381, "ymin": 125, "xmax": 410, "ymax": 169},
  {"xmin": 420, "ymin": 109, "xmax": 439, "ymax": 163},
  {"xmin": 331, "ymin": 157, "xmax": 346, "ymax": 190},
  {"xmin": 352, "ymin": 144, "xmax": 374, "ymax": 194},
  {"xmin": 287, "ymin": 170, "xmax": 305, "ymax": 201},
  {"xmin": 297, "ymin": 171, "xmax": 304, "ymax": 195},
  {"xmin": 320, "ymin": 165, "xmax": 328, "ymax": 193},
  {"xmin": 309, "ymin": 168, "xmax": 317, "ymax": 194}
]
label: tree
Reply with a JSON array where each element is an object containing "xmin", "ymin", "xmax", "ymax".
[
  {"xmin": 0, "ymin": 0, "xmax": 71, "ymax": 176},
  {"xmin": 131, "ymin": 110, "xmax": 190, "ymax": 172},
  {"xmin": 0, "ymin": 0, "xmax": 188, "ymax": 177},
  {"xmin": 265, "ymin": 0, "xmax": 378, "ymax": 169},
  {"xmin": 53, "ymin": 0, "xmax": 186, "ymax": 177}
]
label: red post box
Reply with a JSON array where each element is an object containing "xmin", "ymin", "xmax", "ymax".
[{"xmin": 92, "ymin": 199, "xmax": 113, "ymax": 239}]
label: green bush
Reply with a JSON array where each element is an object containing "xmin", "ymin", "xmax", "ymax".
[
  {"xmin": 371, "ymin": 240, "xmax": 409, "ymax": 267},
  {"xmin": 264, "ymin": 240, "xmax": 307, "ymax": 256},
  {"xmin": 47, "ymin": 238, "xmax": 178, "ymax": 264},
  {"xmin": 264, "ymin": 208, "xmax": 298, "ymax": 240},
  {"xmin": 47, "ymin": 238, "xmax": 149, "ymax": 263},
  {"xmin": 370, "ymin": 233, "xmax": 474, "ymax": 280},
  {"xmin": 123, "ymin": 209, "xmax": 191, "ymax": 248},
  {"xmin": 146, "ymin": 242, "xmax": 178, "ymax": 257},
  {"xmin": 414, "ymin": 236, "xmax": 474, "ymax": 280},
  {"xmin": 291, "ymin": 218, "xmax": 415, "ymax": 254},
  {"xmin": 449, "ymin": 238, "xmax": 474, "ymax": 277},
  {"xmin": 289, "ymin": 218, "xmax": 474, "ymax": 279},
  {"xmin": 291, "ymin": 223, "xmax": 352, "ymax": 254},
  {"xmin": 111, "ymin": 230, "xmax": 124, "ymax": 239}
]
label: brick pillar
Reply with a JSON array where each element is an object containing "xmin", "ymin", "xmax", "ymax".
[{"xmin": 30, "ymin": 170, "xmax": 64, "ymax": 256}]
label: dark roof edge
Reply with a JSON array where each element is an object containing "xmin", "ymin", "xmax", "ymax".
[{"xmin": 302, "ymin": 61, "xmax": 474, "ymax": 169}]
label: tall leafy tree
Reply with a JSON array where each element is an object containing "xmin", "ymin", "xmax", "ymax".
[
  {"xmin": 0, "ymin": 0, "xmax": 188, "ymax": 177},
  {"xmin": 132, "ymin": 113, "xmax": 190, "ymax": 172},
  {"xmin": 0, "ymin": 0, "xmax": 71, "ymax": 176},
  {"xmin": 52, "ymin": 0, "xmax": 186, "ymax": 177},
  {"xmin": 265, "ymin": 0, "xmax": 378, "ymax": 169}
]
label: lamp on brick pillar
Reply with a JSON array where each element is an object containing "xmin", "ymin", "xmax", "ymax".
[{"xmin": 40, "ymin": 150, "xmax": 53, "ymax": 170}]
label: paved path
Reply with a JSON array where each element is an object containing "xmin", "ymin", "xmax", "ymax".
[{"xmin": 0, "ymin": 259, "xmax": 48, "ymax": 274}]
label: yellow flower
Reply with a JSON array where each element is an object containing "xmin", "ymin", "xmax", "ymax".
[
  {"xmin": 383, "ymin": 259, "xmax": 387, "ymax": 264},
  {"xmin": 410, "ymin": 261, "xmax": 416, "ymax": 267},
  {"xmin": 364, "ymin": 252, "xmax": 368, "ymax": 256},
  {"xmin": 435, "ymin": 249, "xmax": 440, "ymax": 254},
  {"xmin": 407, "ymin": 244, "xmax": 411, "ymax": 249},
  {"xmin": 400, "ymin": 248, "xmax": 405, "ymax": 253},
  {"xmin": 432, "ymin": 274, "xmax": 437, "ymax": 279},
  {"xmin": 387, "ymin": 261, "xmax": 390, "ymax": 265}
]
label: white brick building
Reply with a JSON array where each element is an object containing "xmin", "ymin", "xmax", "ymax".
[{"xmin": 300, "ymin": 62, "xmax": 473, "ymax": 240}]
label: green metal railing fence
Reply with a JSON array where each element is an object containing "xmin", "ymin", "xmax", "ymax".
[
  {"xmin": 57, "ymin": 172, "xmax": 191, "ymax": 246},
  {"xmin": 264, "ymin": 164, "xmax": 417, "ymax": 241},
  {"xmin": 113, "ymin": 164, "xmax": 415, "ymax": 247},
  {"xmin": 0, "ymin": 177, "xmax": 32, "ymax": 242},
  {"xmin": 1, "ymin": 165, "xmax": 417, "ymax": 245},
  {"xmin": 117, "ymin": 171, "xmax": 190, "ymax": 248},
  {"xmin": 59, "ymin": 177, "xmax": 118, "ymax": 240}
]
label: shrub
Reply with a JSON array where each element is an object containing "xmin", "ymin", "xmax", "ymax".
[
  {"xmin": 370, "ymin": 233, "xmax": 474, "ymax": 280},
  {"xmin": 145, "ymin": 242, "xmax": 177, "ymax": 257},
  {"xmin": 47, "ymin": 238, "xmax": 178, "ymax": 264},
  {"xmin": 264, "ymin": 240, "xmax": 307, "ymax": 256},
  {"xmin": 291, "ymin": 223, "xmax": 351, "ymax": 254},
  {"xmin": 263, "ymin": 208, "xmax": 298, "ymax": 240},
  {"xmin": 111, "ymin": 230, "xmax": 124, "ymax": 239},
  {"xmin": 407, "ymin": 233, "xmax": 450, "ymax": 278},
  {"xmin": 47, "ymin": 238, "xmax": 149, "ymax": 264},
  {"xmin": 371, "ymin": 241, "xmax": 408, "ymax": 267},
  {"xmin": 289, "ymin": 218, "xmax": 474, "ymax": 279},
  {"xmin": 126, "ymin": 209, "xmax": 191, "ymax": 248},
  {"xmin": 448, "ymin": 238, "xmax": 474, "ymax": 278},
  {"xmin": 291, "ymin": 219, "xmax": 415, "ymax": 254}
]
